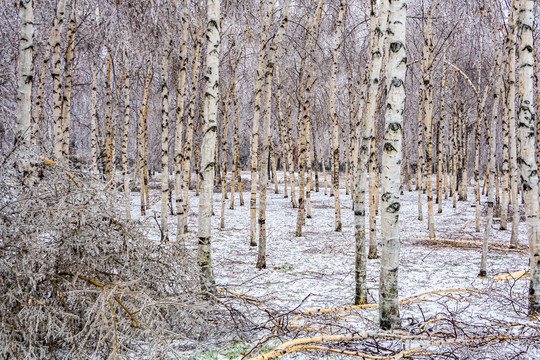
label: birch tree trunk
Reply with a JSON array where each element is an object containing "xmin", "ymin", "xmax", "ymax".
[
  {"xmin": 501, "ymin": 2, "xmax": 518, "ymax": 230},
  {"xmin": 139, "ymin": 58, "xmax": 152, "ymax": 216},
  {"xmin": 508, "ymin": 0, "xmax": 520, "ymax": 247},
  {"xmin": 61, "ymin": 6, "xmax": 76, "ymax": 158},
  {"xmin": 313, "ymin": 132, "xmax": 319, "ymax": 192},
  {"xmin": 276, "ymin": 65, "xmax": 289, "ymax": 198},
  {"xmin": 232, "ymin": 86, "xmax": 244, "ymax": 207},
  {"xmin": 321, "ymin": 136, "xmax": 328, "ymax": 195},
  {"xmin": 299, "ymin": 0, "xmax": 324, "ymax": 228},
  {"xmin": 479, "ymin": 32, "xmax": 502, "ymax": 278},
  {"xmin": 451, "ymin": 72, "xmax": 458, "ymax": 208},
  {"xmin": 52, "ymin": 0, "xmax": 67, "ymax": 159},
  {"xmin": 417, "ymin": 86, "xmax": 425, "ymax": 214},
  {"xmin": 516, "ymin": 0, "xmax": 540, "ymax": 314},
  {"xmin": 474, "ymin": 60, "xmax": 496, "ymax": 234},
  {"xmin": 33, "ymin": 27, "xmax": 55, "ymax": 145},
  {"xmin": 104, "ymin": 54, "xmax": 113, "ymax": 178},
  {"xmin": 286, "ymin": 94, "xmax": 297, "ymax": 206},
  {"xmin": 250, "ymin": 0, "xmax": 275, "ymax": 246},
  {"xmin": 121, "ymin": 42, "xmax": 131, "ymax": 220},
  {"xmin": 422, "ymin": 0, "xmax": 439, "ymax": 240},
  {"xmin": 436, "ymin": 69, "xmax": 447, "ymax": 214},
  {"xmin": 349, "ymin": 75, "xmax": 361, "ymax": 196},
  {"xmin": 15, "ymin": 0, "xmax": 33, "ymax": 146},
  {"xmin": 194, "ymin": 112, "xmax": 201, "ymax": 196},
  {"xmin": 379, "ymin": 0, "xmax": 407, "ymax": 330},
  {"xmin": 219, "ymin": 101, "xmax": 229, "ymax": 225},
  {"xmin": 354, "ymin": 0, "xmax": 388, "ymax": 304},
  {"xmin": 198, "ymin": 0, "xmax": 220, "ymax": 294},
  {"xmin": 294, "ymin": 8, "xmax": 315, "ymax": 236},
  {"xmin": 330, "ymin": 0, "xmax": 345, "ymax": 233},
  {"xmin": 160, "ymin": 31, "xmax": 172, "ymax": 241},
  {"xmin": 402, "ymin": 129, "xmax": 412, "ymax": 192},
  {"xmin": 110, "ymin": 73, "xmax": 120, "ymax": 185},
  {"xmin": 90, "ymin": 52, "xmax": 99, "ymax": 175},
  {"xmin": 183, "ymin": 33, "xmax": 202, "ymax": 232},
  {"xmin": 270, "ymin": 140, "xmax": 279, "ymax": 194},
  {"xmin": 175, "ymin": 7, "xmax": 189, "ymax": 241},
  {"xmin": 368, "ymin": 136, "xmax": 378, "ymax": 258},
  {"xmin": 534, "ymin": 42, "xmax": 540, "ymax": 186},
  {"xmin": 220, "ymin": 50, "xmax": 238, "ymax": 227},
  {"xmin": 258, "ymin": 0, "xmax": 290, "ymax": 268},
  {"xmin": 460, "ymin": 108, "xmax": 468, "ymax": 202}
]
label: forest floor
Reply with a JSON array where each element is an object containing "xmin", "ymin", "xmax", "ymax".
[{"xmin": 132, "ymin": 172, "xmax": 539, "ymax": 359}]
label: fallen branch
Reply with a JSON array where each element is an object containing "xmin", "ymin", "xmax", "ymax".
[
  {"xmin": 218, "ymin": 288, "xmax": 261, "ymax": 302},
  {"xmin": 494, "ymin": 270, "xmax": 530, "ymax": 280},
  {"xmin": 58, "ymin": 272, "xmax": 139, "ymax": 328},
  {"xmin": 247, "ymin": 331, "xmax": 419, "ymax": 360},
  {"xmin": 249, "ymin": 331, "xmax": 539, "ymax": 360},
  {"xmin": 289, "ymin": 288, "xmax": 481, "ymax": 327},
  {"xmin": 39, "ymin": 156, "xmax": 82, "ymax": 188},
  {"xmin": 410, "ymin": 237, "xmax": 527, "ymax": 253}
]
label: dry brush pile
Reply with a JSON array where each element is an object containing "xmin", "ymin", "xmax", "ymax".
[{"xmin": 0, "ymin": 149, "xmax": 244, "ymax": 359}]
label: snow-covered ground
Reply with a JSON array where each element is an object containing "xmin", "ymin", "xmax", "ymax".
[{"xmin": 131, "ymin": 172, "xmax": 538, "ymax": 359}]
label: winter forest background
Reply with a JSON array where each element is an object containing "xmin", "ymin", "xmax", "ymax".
[{"xmin": 2, "ymin": 0, "xmax": 540, "ymax": 358}]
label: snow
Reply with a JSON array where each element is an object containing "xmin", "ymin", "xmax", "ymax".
[{"xmin": 131, "ymin": 172, "xmax": 539, "ymax": 358}]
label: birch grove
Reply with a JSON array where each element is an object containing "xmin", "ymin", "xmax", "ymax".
[{"xmin": 5, "ymin": 0, "xmax": 540, "ymax": 357}]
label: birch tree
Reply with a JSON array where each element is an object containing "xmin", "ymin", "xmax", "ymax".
[
  {"xmin": 516, "ymin": 0, "xmax": 540, "ymax": 314},
  {"xmin": 183, "ymin": 32, "xmax": 202, "ymax": 232},
  {"xmin": 61, "ymin": 6, "xmax": 76, "ymax": 158},
  {"xmin": 257, "ymin": 0, "xmax": 291, "ymax": 269},
  {"xmin": 197, "ymin": 0, "xmax": 220, "ymax": 294},
  {"xmin": 480, "ymin": 30, "xmax": 502, "ymax": 278},
  {"xmin": 121, "ymin": 40, "xmax": 131, "ymax": 219},
  {"xmin": 507, "ymin": 0, "xmax": 519, "ymax": 247},
  {"xmin": 379, "ymin": 0, "xmax": 407, "ymax": 330},
  {"xmin": 90, "ymin": 38, "xmax": 99, "ymax": 174},
  {"xmin": 15, "ymin": 0, "xmax": 33, "ymax": 146},
  {"xmin": 500, "ymin": 2, "xmax": 518, "ymax": 232},
  {"xmin": 160, "ymin": 30, "xmax": 172, "ymax": 241},
  {"xmin": 249, "ymin": 0, "xmax": 274, "ymax": 246},
  {"xmin": 51, "ymin": 0, "xmax": 67, "ymax": 159},
  {"xmin": 354, "ymin": 0, "xmax": 388, "ymax": 305},
  {"xmin": 175, "ymin": 6, "xmax": 189, "ymax": 241},
  {"xmin": 330, "ymin": 0, "xmax": 345, "ymax": 233},
  {"xmin": 296, "ymin": 0, "xmax": 324, "ymax": 237},
  {"xmin": 33, "ymin": 27, "xmax": 55, "ymax": 145},
  {"xmin": 422, "ymin": 0, "xmax": 439, "ymax": 240}
]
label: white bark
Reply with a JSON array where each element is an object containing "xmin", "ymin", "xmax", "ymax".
[
  {"xmin": 379, "ymin": 0, "xmax": 407, "ymax": 330},
  {"xmin": 122, "ymin": 42, "xmax": 131, "ymax": 220},
  {"xmin": 197, "ymin": 0, "xmax": 220, "ymax": 294},
  {"xmin": 480, "ymin": 36, "xmax": 502, "ymax": 278},
  {"xmin": 516, "ymin": 0, "xmax": 540, "ymax": 314},
  {"xmin": 61, "ymin": 7, "xmax": 76, "ymax": 158},
  {"xmin": 330, "ymin": 0, "xmax": 346, "ymax": 233},
  {"xmin": 160, "ymin": 30, "xmax": 172, "ymax": 241},
  {"xmin": 33, "ymin": 27, "xmax": 54, "ymax": 145},
  {"xmin": 250, "ymin": 0, "xmax": 275, "ymax": 246},
  {"xmin": 15, "ymin": 0, "xmax": 33, "ymax": 145},
  {"xmin": 257, "ymin": 0, "xmax": 291, "ymax": 269},
  {"xmin": 91, "ymin": 53, "xmax": 99, "ymax": 175},
  {"xmin": 354, "ymin": 0, "xmax": 388, "ymax": 305},
  {"xmin": 175, "ymin": 7, "xmax": 189, "ymax": 242},
  {"xmin": 183, "ymin": 33, "xmax": 202, "ymax": 232},
  {"xmin": 508, "ymin": 0, "xmax": 520, "ymax": 247},
  {"xmin": 52, "ymin": 0, "xmax": 67, "ymax": 158}
]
